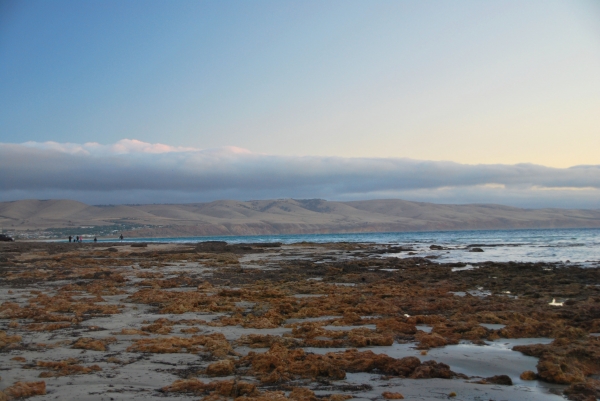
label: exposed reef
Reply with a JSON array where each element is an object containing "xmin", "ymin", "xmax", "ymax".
[{"xmin": 1, "ymin": 241, "xmax": 599, "ymax": 400}]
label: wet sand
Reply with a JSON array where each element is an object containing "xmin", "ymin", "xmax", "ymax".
[{"xmin": 1, "ymin": 241, "xmax": 599, "ymax": 400}]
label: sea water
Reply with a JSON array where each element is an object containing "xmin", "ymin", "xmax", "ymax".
[{"xmin": 104, "ymin": 228, "xmax": 600, "ymax": 265}]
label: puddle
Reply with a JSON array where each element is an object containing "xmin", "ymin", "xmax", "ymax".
[
  {"xmin": 305, "ymin": 337, "xmax": 558, "ymax": 396},
  {"xmin": 234, "ymin": 301, "xmax": 256, "ymax": 308},
  {"xmin": 240, "ymin": 265, "xmax": 280, "ymax": 270},
  {"xmin": 323, "ymin": 324, "xmax": 377, "ymax": 331},
  {"xmin": 451, "ymin": 264, "xmax": 477, "ymax": 272},
  {"xmin": 320, "ymin": 372, "xmax": 565, "ymax": 401},
  {"xmin": 450, "ymin": 289, "xmax": 492, "ymax": 297},
  {"xmin": 416, "ymin": 325, "xmax": 432, "ymax": 333},
  {"xmin": 285, "ymin": 316, "xmax": 341, "ymax": 324}
]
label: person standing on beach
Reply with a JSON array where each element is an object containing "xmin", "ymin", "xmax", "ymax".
[
  {"xmin": 68, "ymin": 235, "xmax": 72, "ymax": 243},
  {"xmin": 119, "ymin": 234, "xmax": 124, "ymax": 241},
  {"xmin": 94, "ymin": 237, "xmax": 97, "ymax": 243}
]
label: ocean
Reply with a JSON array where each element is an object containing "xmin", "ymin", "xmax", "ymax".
[{"xmin": 100, "ymin": 227, "xmax": 600, "ymax": 265}]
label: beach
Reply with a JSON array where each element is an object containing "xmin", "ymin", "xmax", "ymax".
[{"xmin": 1, "ymin": 240, "xmax": 599, "ymax": 400}]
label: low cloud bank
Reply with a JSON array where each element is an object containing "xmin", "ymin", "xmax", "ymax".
[{"xmin": 2, "ymin": 140, "xmax": 599, "ymax": 208}]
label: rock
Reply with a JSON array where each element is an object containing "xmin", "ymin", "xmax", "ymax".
[
  {"xmin": 564, "ymin": 379, "xmax": 600, "ymax": 401},
  {"xmin": 500, "ymin": 322, "xmax": 556, "ymax": 338},
  {"xmin": 348, "ymin": 329, "xmax": 394, "ymax": 347},
  {"xmin": 0, "ymin": 234, "xmax": 14, "ymax": 242},
  {"xmin": 409, "ymin": 361, "xmax": 455, "ymax": 379},
  {"xmin": 375, "ymin": 318, "xmax": 417, "ymax": 335},
  {"xmin": 375, "ymin": 356, "xmax": 421, "ymax": 377},
  {"xmin": 195, "ymin": 241, "xmax": 255, "ymax": 254},
  {"xmin": 250, "ymin": 242, "xmax": 282, "ymax": 248},
  {"xmin": 537, "ymin": 358, "xmax": 585, "ymax": 384},
  {"xmin": 520, "ymin": 370, "xmax": 537, "ymax": 380},
  {"xmin": 513, "ymin": 338, "xmax": 600, "ymax": 384},
  {"xmin": 206, "ymin": 359, "xmax": 235, "ymax": 376},
  {"xmin": 469, "ymin": 248, "xmax": 484, "ymax": 252},
  {"xmin": 483, "ymin": 375, "xmax": 513, "ymax": 385},
  {"xmin": 415, "ymin": 332, "xmax": 449, "ymax": 349}
]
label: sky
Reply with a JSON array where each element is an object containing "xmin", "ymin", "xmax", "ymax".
[{"xmin": 1, "ymin": 0, "xmax": 599, "ymax": 208}]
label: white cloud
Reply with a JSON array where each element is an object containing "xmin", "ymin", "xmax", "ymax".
[
  {"xmin": 2, "ymin": 139, "xmax": 600, "ymax": 208},
  {"xmin": 21, "ymin": 139, "xmax": 201, "ymax": 155}
]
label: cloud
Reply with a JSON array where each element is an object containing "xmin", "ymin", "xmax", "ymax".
[
  {"xmin": 1, "ymin": 139, "xmax": 599, "ymax": 208},
  {"xmin": 20, "ymin": 139, "xmax": 200, "ymax": 155}
]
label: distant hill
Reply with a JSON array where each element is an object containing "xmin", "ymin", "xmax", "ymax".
[{"xmin": 1, "ymin": 198, "xmax": 600, "ymax": 238}]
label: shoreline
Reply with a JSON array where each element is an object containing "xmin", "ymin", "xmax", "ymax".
[
  {"xmin": 10, "ymin": 225, "xmax": 600, "ymax": 241},
  {"xmin": 17, "ymin": 227, "xmax": 600, "ymax": 266}
]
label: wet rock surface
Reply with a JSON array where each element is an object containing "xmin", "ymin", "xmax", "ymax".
[{"xmin": 0, "ymin": 241, "xmax": 598, "ymax": 400}]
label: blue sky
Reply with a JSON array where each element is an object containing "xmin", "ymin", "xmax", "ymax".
[{"xmin": 1, "ymin": 0, "xmax": 599, "ymax": 207}]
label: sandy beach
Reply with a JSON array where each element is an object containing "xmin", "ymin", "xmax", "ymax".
[{"xmin": 1, "ymin": 241, "xmax": 599, "ymax": 400}]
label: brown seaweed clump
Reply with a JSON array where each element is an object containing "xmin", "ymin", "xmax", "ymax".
[
  {"xmin": 112, "ymin": 328, "xmax": 149, "ymax": 336},
  {"xmin": 238, "ymin": 344, "xmax": 461, "ymax": 384},
  {"xmin": 161, "ymin": 379, "xmax": 258, "ymax": 397},
  {"xmin": 127, "ymin": 333, "xmax": 236, "ymax": 357},
  {"xmin": 37, "ymin": 359, "xmax": 102, "ymax": 377},
  {"xmin": 284, "ymin": 321, "xmax": 395, "ymax": 349},
  {"xmin": 141, "ymin": 317, "xmax": 175, "ymax": 334},
  {"xmin": 1, "ymin": 381, "xmax": 46, "ymax": 399},
  {"xmin": 206, "ymin": 359, "xmax": 236, "ymax": 376},
  {"xmin": 1, "ymin": 292, "xmax": 122, "ymax": 323},
  {"xmin": 239, "ymin": 344, "xmax": 345, "ymax": 383},
  {"xmin": 25, "ymin": 322, "xmax": 71, "ymax": 332},
  {"xmin": 72, "ymin": 336, "xmax": 117, "ymax": 352},
  {"xmin": 236, "ymin": 334, "xmax": 300, "ymax": 349},
  {"xmin": 0, "ymin": 331, "xmax": 21, "ymax": 349},
  {"xmin": 129, "ymin": 289, "xmax": 236, "ymax": 314},
  {"xmin": 382, "ymin": 392, "xmax": 404, "ymax": 399}
]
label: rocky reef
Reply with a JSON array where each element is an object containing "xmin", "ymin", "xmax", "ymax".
[{"xmin": 1, "ymin": 241, "xmax": 599, "ymax": 400}]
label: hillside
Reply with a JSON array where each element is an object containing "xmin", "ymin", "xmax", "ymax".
[{"xmin": 1, "ymin": 198, "xmax": 600, "ymax": 238}]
